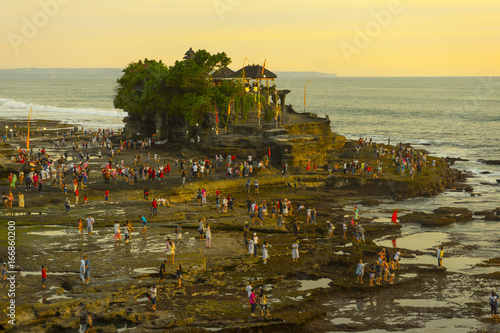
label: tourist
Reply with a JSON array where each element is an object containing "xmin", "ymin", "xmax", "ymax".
[
  {"xmin": 169, "ymin": 240, "xmax": 176, "ymax": 265},
  {"xmin": 165, "ymin": 238, "xmax": 171, "ymax": 263},
  {"xmin": 126, "ymin": 220, "xmax": 135, "ymax": 241},
  {"xmin": 78, "ymin": 218, "xmax": 83, "ymax": 238},
  {"xmin": 65, "ymin": 197, "xmax": 71, "ymax": 214},
  {"xmin": 86, "ymin": 214, "xmax": 95, "ymax": 236},
  {"xmin": 206, "ymin": 225, "xmax": 212, "ymax": 248},
  {"xmin": 83, "ymin": 255, "xmax": 90, "ymax": 285},
  {"xmin": 198, "ymin": 218, "xmax": 205, "ymax": 240},
  {"xmin": 368, "ymin": 261, "xmax": 376, "ymax": 286},
  {"xmin": 252, "ymin": 233, "xmax": 259, "ymax": 257},
  {"xmin": 375, "ymin": 259, "xmax": 382, "ymax": 285},
  {"xmin": 85, "ymin": 313, "xmax": 94, "ymax": 333},
  {"xmin": 490, "ymin": 291, "xmax": 498, "ymax": 319},
  {"xmin": 149, "ymin": 284, "xmax": 157, "ymax": 311},
  {"xmin": 326, "ymin": 221, "xmax": 334, "ymax": 238},
  {"xmin": 114, "ymin": 221, "xmax": 121, "ymax": 244},
  {"xmin": 79, "ymin": 258, "xmax": 85, "ymax": 284},
  {"xmin": 18, "ymin": 192, "xmax": 24, "ymax": 210},
  {"xmin": 104, "ymin": 189, "xmax": 109, "ymax": 204},
  {"xmin": 221, "ymin": 196, "xmax": 228, "ymax": 213},
  {"xmin": 201, "ymin": 188, "xmax": 207, "ymax": 206},
  {"xmin": 293, "ymin": 221, "xmax": 300, "ymax": 236},
  {"xmin": 382, "ymin": 258, "xmax": 389, "ymax": 282},
  {"xmin": 2, "ymin": 262, "xmax": 7, "ymax": 280},
  {"xmin": 437, "ymin": 245, "xmax": 444, "ymax": 268},
  {"xmin": 277, "ymin": 213, "xmax": 284, "ymax": 229},
  {"xmin": 151, "ymin": 197, "xmax": 158, "ymax": 216},
  {"xmin": 292, "ymin": 239, "xmax": 300, "ymax": 262},
  {"xmin": 262, "ymin": 241, "xmax": 269, "ymax": 264},
  {"xmin": 176, "ymin": 223, "xmax": 182, "ymax": 243},
  {"xmin": 254, "ymin": 179, "xmax": 259, "ymax": 193},
  {"xmin": 243, "ymin": 222, "xmax": 250, "ymax": 246},
  {"xmin": 246, "ymin": 282, "xmax": 253, "ymax": 308},
  {"xmin": 393, "ymin": 249, "xmax": 406, "ymax": 269},
  {"xmin": 176, "ymin": 264, "xmax": 182, "ymax": 288},
  {"xmin": 159, "ymin": 260, "xmax": 166, "ymax": 285},
  {"xmin": 248, "ymin": 237, "xmax": 254, "ymax": 256},
  {"xmin": 144, "ymin": 187, "xmax": 149, "ymax": 200},
  {"xmin": 181, "ymin": 168, "xmax": 187, "ymax": 184},
  {"xmin": 228, "ymin": 195, "xmax": 235, "ymax": 213},
  {"xmin": 140, "ymin": 215, "xmax": 147, "ymax": 233},
  {"xmin": 249, "ymin": 288, "xmax": 257, "ymax": 316},
  {"xmin": 123, "ymin": 223, "xmax": 130, "ymax": 243},
  {"xmin": 358, "ymin": 225, "xmax": 366, "ymax": 245},
  {"xmin": 343, "ymin": 221, "xmax": 347, "ymax": 239},
  {"xmin": 196, "ymin": 189, "xmax": 202, "ymax": 204},
  {"xmin": 310, "ymin": 207, "xmax": 316, "ymax": 224},
  {"xmin": 389, "ymin": 260, "xmax": 396, "ymax": 284},
  {"xmin": 41, "ymin": 265, "xmax": 47, "ymax": 288},
  {"xmin": 246, "ymin": 178, "xmax": 251, "ymax": 193},
  {"xmin": 259, "ymin": 289, "xmax": 270, "ymax": 316},
  {"xmin": 246, "ymin": 196, "xmax": 252, "ymax": 213},
  {"xmin": 356, "ymin": 260, "xmax": 365, "ymax": 284}
]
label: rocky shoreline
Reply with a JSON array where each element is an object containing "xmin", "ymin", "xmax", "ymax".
[{"xmin": 1, "ymin": 119, "xmax": 499, "ymax": 332}]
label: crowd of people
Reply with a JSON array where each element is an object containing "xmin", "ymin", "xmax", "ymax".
[{"xmin": 6, "ymin": 127, "xmax": 489, "ymax": 325}]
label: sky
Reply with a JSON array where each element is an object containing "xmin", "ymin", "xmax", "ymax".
[{"xmin": 1, "ymin": 0, "xmax": 499, "ymax": 76}]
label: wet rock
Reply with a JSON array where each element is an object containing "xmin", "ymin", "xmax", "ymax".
[
  {"xmin": 96, "ymin": 324, "xmax": 117, "ymax": 333},
  {"xmin": 32, "ymin": 300, "xmax": 81, "ymax": 319},
  {"xmin": 85, "ymin": 297, "xmax": 110, "ymax": 316},
  {"xmin": 445, "ymin": 157, "xmax": 469, "ymax": 165},
  {"xmin": 480, "ymin": 171, "xmax": 492, "ymax": 174},
  {"xmin": 478, "ymin": 159, "xmax": 500, "ymax": 165},
  {"xmin": 126, "ymin": 312, "xmax": 158, "ymax": 323},
  {"xmin": 359, "ymin": 199, "xmax": 380, "ymax": 206},
  {"xmin": 433, "ymin": 207, "xmax": 473, "ymax": 222},
  {"xmin": 400, "ymin": 208, "xmax": 473, "ymax": 227},
  {"xmin": 473, "ymin": 210, "xmax": 491, "ymax": 216},
  {"xmin": 101, "ymin": 308, "xmax": 127, "ymax": 322},
  {"xmin": 485, "ymin": 213, "xmax": 500, "ymax": 221}
]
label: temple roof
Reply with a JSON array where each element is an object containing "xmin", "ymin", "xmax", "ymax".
[
  {"xmin": 232, "ymin": 65, "xmax": 277, "ymax": 79},
  {"xmin": 183, "ymin": 47, "xmax": 195, "ymax": 60},
  {"xmin": 213, "ymin": 67, "xmax": 235, "ymax": 81}
]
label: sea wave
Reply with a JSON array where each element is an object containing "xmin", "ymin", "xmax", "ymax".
[{"xmin": 0, "ymin": 97, "xmax": 126, "ymax": 118}]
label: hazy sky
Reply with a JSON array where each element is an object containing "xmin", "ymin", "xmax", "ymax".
[{"xmin": 1, "ymin": 0, "xmax": 499, "ymax": 76}]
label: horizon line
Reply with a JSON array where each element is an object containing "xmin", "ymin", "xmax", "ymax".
[{"xmin": 0, "ymin": 68, "xmax": 498, "ymax": 78}]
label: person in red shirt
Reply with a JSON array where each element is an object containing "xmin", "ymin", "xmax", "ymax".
[
  {"xmin": 166, "ymin": 163, "xmax": 171, "ymax": 176},
  {"xmin": 104, "ymin": 190, "xmax": 109, "ymax": 204},
  {"xmin": 75, "ymin": 189, "xmax": 79, "ymax": 205},
  {"xmin": 41, "ymin": 265, "xmax": 47, "ymax": 288},
  {"xmin": 151, "ymin": 198, "xmax": 158, "ymax": 216}
]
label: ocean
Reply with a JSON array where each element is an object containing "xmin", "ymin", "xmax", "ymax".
[{"xmin": 1, "ymin": 72, "xmax": 499, "ymax": 259}]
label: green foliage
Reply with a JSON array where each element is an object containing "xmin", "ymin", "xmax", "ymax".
[{"xmin": 114, "ymin": 50, "xmax": 233, "ymax": 126}]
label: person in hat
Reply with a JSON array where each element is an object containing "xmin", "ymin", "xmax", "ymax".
[
  {"xmin": 252, "ymin": 233, "xmax": 259, "ymax": 257},
  {"xmin": 326, "ymin": 221, "xmax": 335, "ymax": 238}
]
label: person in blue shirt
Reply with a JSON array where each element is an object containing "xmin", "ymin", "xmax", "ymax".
[{"xmin": 140, "ymin": 215, "xmax": 147, "ymax": 234}]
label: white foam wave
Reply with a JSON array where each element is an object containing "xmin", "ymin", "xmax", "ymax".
[{"xmin": 0, "ymin": 97, "xmax": 126, "ymax": 118}]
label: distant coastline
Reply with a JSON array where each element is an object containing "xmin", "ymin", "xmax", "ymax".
[{"xmin": 0, "ymin": 68, "xmax": 338, "ymax": 79}]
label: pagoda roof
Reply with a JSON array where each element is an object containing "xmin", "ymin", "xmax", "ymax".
[
  {"xmin": 232, "ymin": 65, "xmax": 277, "ymax": 79},
  {"xmin": 213, "ymin": 67, "xmax": 235, "ymax": 81},
  {"xmin": 183, "ymin": 47, "xmax": 195, "ymax": 60}
]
